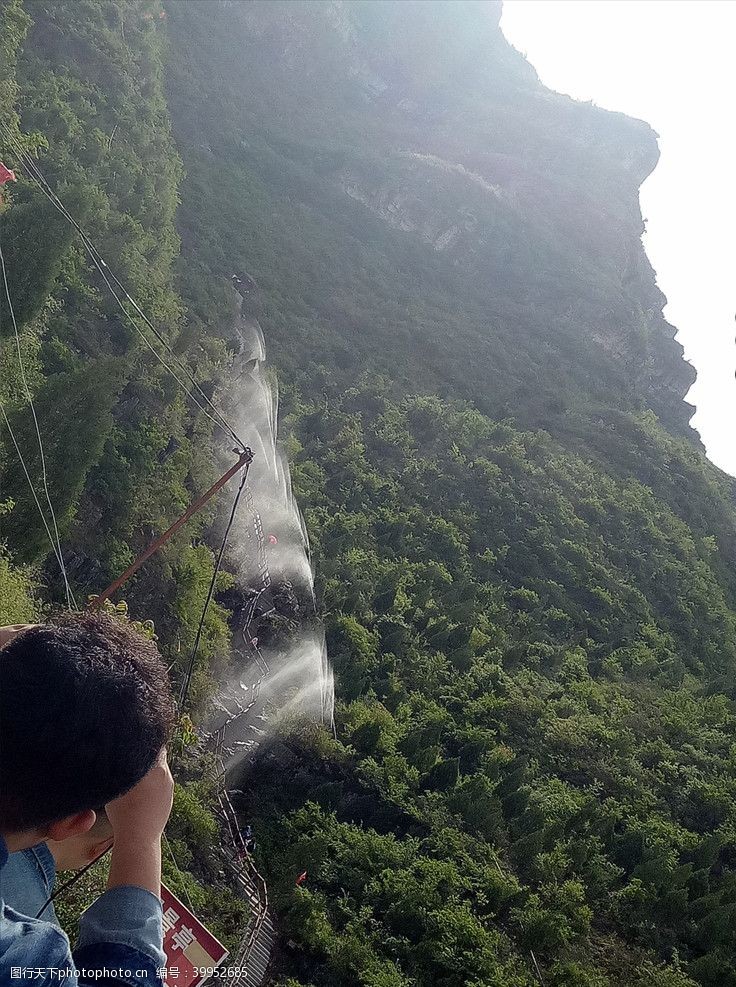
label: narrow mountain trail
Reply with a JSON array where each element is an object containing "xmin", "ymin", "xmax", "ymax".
[{"xmin": 205, "ymin": 687, "xmax": 275, "ymax": 986}]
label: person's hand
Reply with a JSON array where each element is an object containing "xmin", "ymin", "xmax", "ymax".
[
  {"xmin": 105, "ymin": 747, "xmax": 174, "ymax": 845},
  {"xmin": 105, "ymin": 748, "xmax": 174, "ymax": 896},
  {"xmin": 0, "ymin": 624, "xmax": 35, "ymax": 649}
]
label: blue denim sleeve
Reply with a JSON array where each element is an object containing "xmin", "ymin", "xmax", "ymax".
[
  {"xmin": 73, "ymin": 941, "xmax": 163, "ymax": 987},
  {"xmin": 1, "ymin": 903, "xmax": 164, "ymax": 987},
  {"xmin": 76, "ymin": 886, "xmax": 166, "ymax": 976},
  {"xmin": 0, "ymin": 913, "xmax": 75, "ymax": 982},
  {"xmin": 1, "ymin": 833, "xmax": 164, "ymax": 987}
]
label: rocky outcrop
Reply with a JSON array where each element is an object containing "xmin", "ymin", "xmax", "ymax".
[{"xmin": 167, "ymin": 0, "xmax": 699, "ymax": 440}]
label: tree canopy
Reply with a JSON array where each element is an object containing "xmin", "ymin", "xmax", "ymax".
[{"xmin": 1, "ymin": 2, "xmax": 735, "ymax": 984}]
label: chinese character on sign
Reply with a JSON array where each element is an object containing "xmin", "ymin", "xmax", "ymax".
[
  {"xmin": 161, "ymin": 884, "xmax": 228, "ymax": 987},
  {"xmin": 171, "ymin": 926, "xmax": 196, "ymax": 952}
]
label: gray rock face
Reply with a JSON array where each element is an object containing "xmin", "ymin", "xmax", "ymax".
[{"xmin": 167, "ymin": 0, "xmax": 698, "ymax": 439}]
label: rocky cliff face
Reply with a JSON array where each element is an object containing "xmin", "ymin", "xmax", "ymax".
[{"xmin": 166, "ymin": 0, "xmax": 697, "ymax": 442}]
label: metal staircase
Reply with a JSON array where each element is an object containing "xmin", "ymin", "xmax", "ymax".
[
  {"xmin": 203, "ymin": 719, "xmax": 275, "ymax": 987},
  {"xmin": 216, "ymin": 788, "xmax": 275, "ymax": 987}
]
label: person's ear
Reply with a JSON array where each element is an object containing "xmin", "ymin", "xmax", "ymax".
[{"xmin": 45, "ymin": 809, "xmax": 96, "ymax": 843}]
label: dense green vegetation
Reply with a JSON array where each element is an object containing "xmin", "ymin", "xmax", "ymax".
[
  {"xmin": 0, "ymin": 0, "xmax": 235, "ymax": 936},
  {"xmin": 245, "ymin": 394, "xmax": 736, "ymax": 987},
  {"xmin": 3, "ymin": 1, "xmax": 736, "ymax": 984}
]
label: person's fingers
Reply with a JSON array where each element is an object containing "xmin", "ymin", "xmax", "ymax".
[{"xmin": 105, "ymin": 744, "xmax": 175, "ymax": 842}]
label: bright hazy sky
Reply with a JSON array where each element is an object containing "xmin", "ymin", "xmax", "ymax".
[{"xmin": 501, "ymin": 0, "xmax": 735, "ymax": 477}]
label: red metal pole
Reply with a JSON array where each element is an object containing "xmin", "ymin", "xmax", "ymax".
[{"xmin": 89, "ymin": 448, "xmax": 253, "ymax": 609}]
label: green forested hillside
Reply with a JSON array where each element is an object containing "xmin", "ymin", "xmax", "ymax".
[
  {"xmin": 0, "ymin": 0, "xmax": 242, "ymax": 940},
  {"xmin": 0, "ymin": 0, "xmax": 234, "ymax": 687},
  {"xmin": 3, "ymin": 1, "xmax": 736, "ymax": 984}
]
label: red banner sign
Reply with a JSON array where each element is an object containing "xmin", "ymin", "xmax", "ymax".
[{"xmin": 161, "ymin": 883, "xmax": 229, "ymax": 987}]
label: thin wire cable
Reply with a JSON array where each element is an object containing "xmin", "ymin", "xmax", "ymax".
[
  {"xmin": 180, "ymin": 463, "xmax": 250, "ymax": 711},
  {"xmin": 2, "ymin": 128, "xmax": 232, "ymax": 426},
  {"xmin": 0, "ymin": 398, "xmax": 71, "ymax": 585},
  {"xmin": 35, "ymin": 844, "xmax": 112, "ymax": 919},
  {"xmin": 2, "ymin": 133, "xmax": 240, "ymax": 445},
  {"xmin": 77, "ymin": 231, "xmax": 239, "ymax": 445},
  {"xmin": 86, "ymin": 253, "xmax": 242, "ymax": 447},
  {"xmin": 1, "ymin": 127, "xmax": 246, "ymax": 448},
  {"xmin": 37, "ymin": 814, "xmax": 196, "ymax": 917},
  {"xmin": 163, "ymin": 830, "xmax": 196, "ymax": 911},
  {"xmin": 0, "ymin": 240, "xmax": 75, "ymax": 608}
]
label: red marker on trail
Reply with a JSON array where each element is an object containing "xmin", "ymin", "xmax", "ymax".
[{"xmin": 0, "ymin": 163, "xmax": 16, "ymax": 203}]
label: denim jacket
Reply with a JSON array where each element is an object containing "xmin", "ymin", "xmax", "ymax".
[
  {"xmin": 2, "ymin": 842, "xmax": 58, "ymax": 923},
  {"xmin": 0, "ymin": 836, "xmax": 166, "ymax": 987}
]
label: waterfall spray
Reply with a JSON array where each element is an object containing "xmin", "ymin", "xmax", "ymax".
[{"xmin": 203, "ymin": 285, "xmax": 335, "ymax": 769}]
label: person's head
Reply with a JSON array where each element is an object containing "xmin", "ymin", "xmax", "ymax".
[
  {"xmin": 0, "ymin": 613, "xmax": 175, "ymax": 846},
  {"xmin": 47, "ymin": 810, "xmax": 114, "ymax": 871}
]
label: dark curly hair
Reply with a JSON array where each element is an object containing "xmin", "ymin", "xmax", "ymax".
[{"xmin": 0, "ymin": 612, "xmax": 176, "ymax": 832}]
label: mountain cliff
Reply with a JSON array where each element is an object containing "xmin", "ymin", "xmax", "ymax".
[
  {"xmin": 166, "ymin": 0, "xmax": 696, "ymax": 441},
  {"xmin": 3, "ymin": 1, "xmax": 736, "ymax": 985}
]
